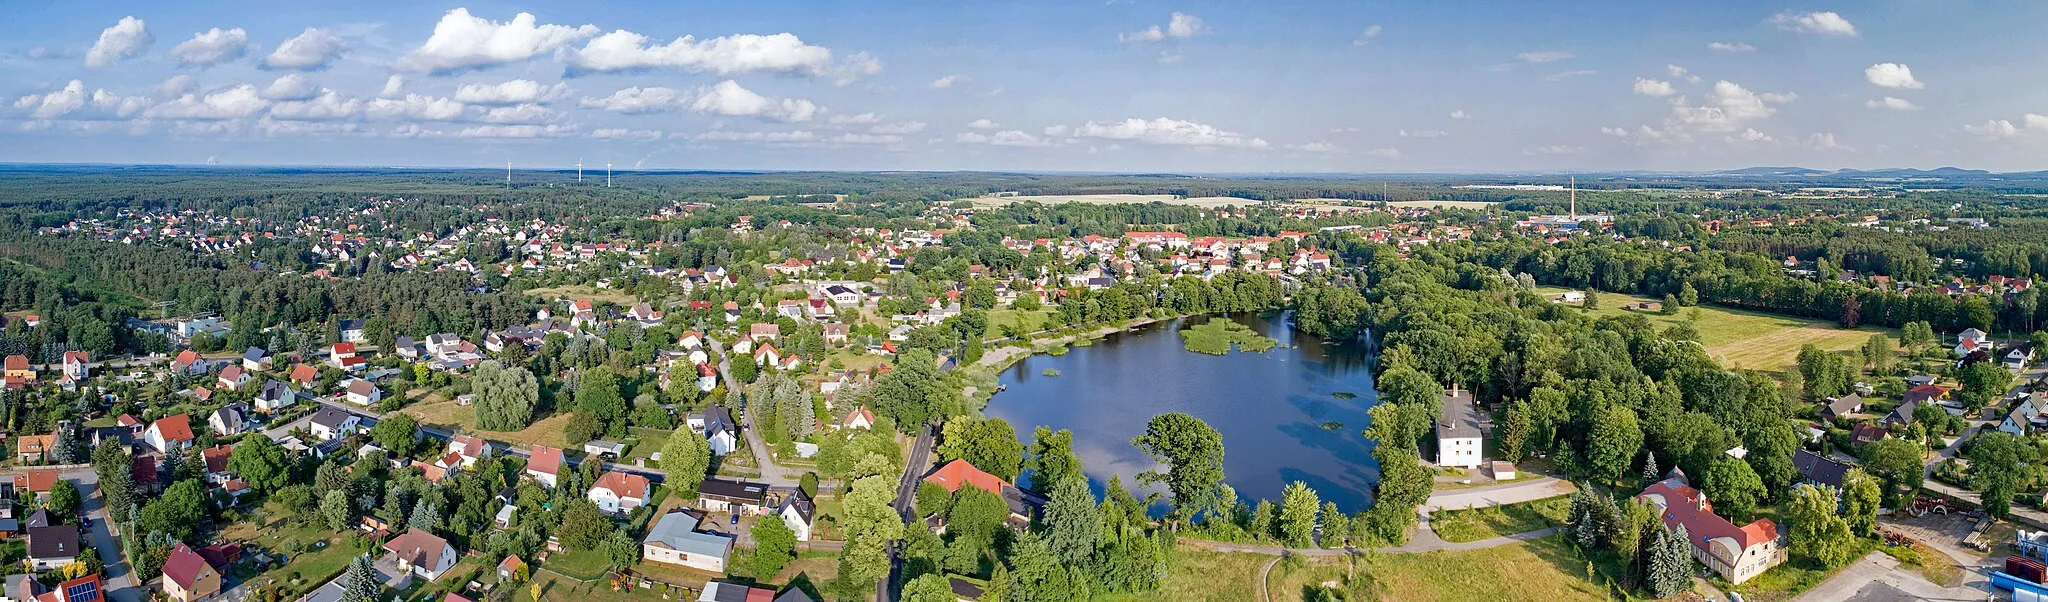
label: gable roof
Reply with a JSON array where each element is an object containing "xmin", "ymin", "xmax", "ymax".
[
  {"xmin": 26, "ymin": 524, "xmax": 79, "ymax": 559},
  {"xmin": 1792, "ymin": 449, "xmax": 1852, "ymax": 489},
  {"xmin": 382, "ymin": 529, "xmax": 451, "ymax": 570},
  {"xmin": 528, "ymin": 445, "xmax": 565, "ymax": 476},
  {"xmin": 1638, "ymin": 476, "xmax": 1780, "ymax": 555},
  {"xmin": 310, "ymin": 407, "xmax": 357, "ymax": 429},
  {"xmin": 643, "ymin": 510, "xmax": 734, "ymax": 558},
  {"xmin": 151, "ymin": 415, "xmax": 195, "ymax": 442},
  {"xmin": 161, "ymin": 542, "xmax": 213, "ymax": 590},
  {"xmin": 1822, "ymin": 394, "xmax": 1862, "ymax": 416},
  {"xmin": 922, "ymin": 459, "xmax": 1008, "ymax": 496},
  {"xmin": 593, "ymin": 471, "xmax": 651, "ymax": 501}
]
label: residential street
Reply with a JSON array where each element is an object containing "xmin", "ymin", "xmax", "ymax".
[
  {"xmin": 706, "ymin": 334, "xmax": 802, "ymax": 487},
  {"xmin": 878, "ymin": 422, "xmax": 937, "ymax": 602},
  {"xmin": 1420, "ymin": 476, "xmax": 1575, "ymax": 515},
  {"xmin": 69, "ymin": 469, "xmax": 143, "ymax": 602}
]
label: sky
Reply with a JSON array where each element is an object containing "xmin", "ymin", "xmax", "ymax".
[{"xmin": 5, "ymin": 1, "xmax": 2048, "ymax": 173}]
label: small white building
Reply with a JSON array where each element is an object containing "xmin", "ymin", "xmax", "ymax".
[{"xmin": 1435, "ymin": 384, "xmax": 1483, "ymax": 469}]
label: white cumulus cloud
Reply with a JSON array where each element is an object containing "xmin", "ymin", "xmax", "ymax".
[
  {"xmin": 1865, "ymin": 97, "xmax": 1919, "ymax": 111},
  {"xmin": 269, "ymin": 89, "xmax": 362, "ymax": 121},
  {"xmin": 264, "ymin": 27, "xmax": 346, "ymax": 71},
  {"xmin": 956, "ymin": 130, "xmax": 1049, "ymax": 147},
  {"xmin": 455, "ymin": 79, "xmax": 568, "ymax": 105},
  {"xmin": 158, "ymin": 74, "xmax": 197, "ymax": 97},
  {"xmin": 379, "ymin": 75, "xmax": 407, "ymax": 99},
  {"xmin": 147, "ymin": 84, "xmax": 268, "ymax": 120},
  {"xmin": 870, "ymin": 121, "xmax": 925, "ymax": 134},
  {"xmin": 1287, "ymin": 142, "xmax": 1343, "ymax": 153},
  {"xmin": 1398, "ymin": 129, "xmax": 1447, "ymax": 138},
  {"xmin": 561, "ymin": 30, "xmax": 847, "ymax": 79},
  {"xmin": 1449, "ymin": 109, "xmax": 1469, "ymax": 119},
  {"xmin": 590, "ymin": 128, "xmax": 663, "ymax": 141},
  {"xmin": 1864, "ymin": 63, "xmax": 1924, "ymax": 89},
  {"xmin": 967, "ymin": 118, "xmax": 1000, "ymax": 130},
  {"xmin": 1708, "ymin": 41, "xmax": 1755, "ymax": 53},
  {"xmin": 1121, "ymin": 12, "xmax": 1207, "ymax": 43},
  {"xmin": 473, "ymin": 104, "xmax": 557, "ymax": 124},
  {"xmin": 1772, "ymin": 11, "xmax": 1857, "ymax": 36},
  {"xmin": 689, "ymin": 80, "xmax": 817, "ymax": 122},
  {"xmin": 260, "ymin": 74, "xmax": 320, "ymax": 101},
  {"xmin": 453, "ymin": 124, "xmax": 576, "ymax": 138},
  {"xmin": 930, "ymin": 75, "xmax": 967, "ymax": 89},
  {"xmin": 1069, "ymin": 117, "xmax": 1266, "ymax": 148},
  {"xmin": 365, "ymin": 93, "xmax": 466, "ymax": 121},
  {"xmin": 1365, "ymin": 147, "xmax": 1401, "ymax": 159},
  {"xmin": 169, "ymin": 27, "xmax": 250, "ymax": 67},
  {"xmin": 86, "ymin": 16, "xmax": 153, "ymax": 68},
  {"xmin": 1666, "ymin": 64, "xmax": 1700, "ymax": 83},
  {"xmin": 827, "ymin": 112, "xmax": 882, "ymax": 125},
  {"xmin": 578, "ymin": 86, "xmax": 690, "ymax": 114},
  {"xmin": 1633, "ymin": 78, "xmax": 1676, "ymax": 97},
  {"xmin": 1515, "ymin": 51, "xmax": 1574, "ymax": 63},
  {"xmin": 399, "ymin": 8, "xmax": 598, "ymax": 74}
]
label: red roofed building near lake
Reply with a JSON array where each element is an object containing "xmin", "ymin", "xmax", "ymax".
[
  {"xmin": 1637, "ymin": 469, "xmax": 1786, "ymax": 584},
  {"xmin": 923, "ymin": 459, "xmax": 1008, "ymax": 497}
]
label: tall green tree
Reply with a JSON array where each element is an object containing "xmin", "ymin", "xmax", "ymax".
[
  {"xmin": 1587, "ymin": 405, "xmax": 1643, "ymax": 486},
  {"xmin": 1841, "ymin": 468, "xmax": 1883, "ymax": 537},
  {"xmin": 1279, "ymin": 481, "xmax": 1320, "ymax": 548},
  {"xmin": 751, "ymin": 516, "xmax": 797, "ymax": 578},
  {"xmin": 1130, "ymin": 413, "xmax": 1226, "ymax": 521},
  {"xmin": 1703, "ymin": 457, "xmax": 1766, "ymax": 521},
  {"xmin": 1968, "ymin": 431, "xmax": 2038, "ymax": 518},
  {"xmin": 937, "ymin": 416, "xmax": 1025, "ymax": 481},
  {"xmin": 1788, "ymin": 483, "xmax": 1856, "ymax": 566},
  {"xmin": 1025, "ymin": 426, "xmax": 1082, "ymax": 496},
  {"xmin": 1862, "ymin": 438, "xmax": 1925, "ymax": 507},
  {"xmin": 1039, "ymin": 474, "xmax": 1101, "ymax": 565},
  {"xmin": 340, "ymin": 555, "xmax": 383, "ymax": 602},
  {"xmin": 1958, "ymin": 360, "xmax": 2013, "ymax": 410},
  {"xmin": 472, "ymin": 360, "xmax": 540, "ymax": 431},
  {"xmin": 659, "ymin": 425, "xmax": 712, "ymax": 494},
  {"xmin": 838, "ymin": 475, "xmax": 906, "ymax": 593}
]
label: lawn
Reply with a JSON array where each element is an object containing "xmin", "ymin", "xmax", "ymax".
[
  {"xmin": 1095, "ymin": 549, "xmax": 1269, "ymax": 602},
  {"xmin": 623, "ymin": 426, "xmax": 672, "ymax": 465},
  {"xmin": 1723, "ymin": 538, "xmax": 1877, "ymax": 602},
  {"xmin": 523, "ymin": 285, "xmax": 639, "ymax": 306},
  {"xmin": 219, "ymin": 504, "xmax": 365, "ymax": 599},
  {"xmin": 1429, "ymin": 494, "xmax": 1571, "ymax": 543},
  {"xmin": 542, "ymin": 549, "xmax": 613, "ymax": 581},
  {"xmin": 1359, "ymin": 535, "xmax": 1611, "ymax": 602},
  {"xmin": 403, "ymin": 400, "xmax": 577, "ymax": 449},
  {"xmin": 1535, "ymin": 286, "xmax": 1895, "ymax": 373},
  {"xmin": 984, "ymin": 308, "xmax": 1050, "ymax": 339}
]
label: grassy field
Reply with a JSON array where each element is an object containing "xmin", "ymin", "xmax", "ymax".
[
  {"xmin": 1360, "ymin": 535, "xmax": 1610, "ymax": 602},
  {"xmin": 219, "ymin": 503, "xmax": 365, "ymax": 599},
  {"xmin": 1096, "ymin": 549, "xmax": 1269, "ymax": 602},
  {"xmin": 967, "ymin": 194, "xmax": 1260, "ymax": 208},
  {"xmin": 1725, "ymin": 539, "xmax": 1877, "ymax": 601},
  {"xmin": 403, "ymin": 400, "xmax": 576, "ymax": 449},
  {"xmin": 983, "ymin": 308, "xmax": 1051, "ymax": 339},
  {"xmin": 523, "ymin": 284, "xmax": 639, "ymax": 305},
  {"xmin": 1429, "ymin": 494, "xmax": 1571, "ymax": 543},
  {"xmin": 1536, "ymin": 286, "xmax": 1896, "ymax": 373}
]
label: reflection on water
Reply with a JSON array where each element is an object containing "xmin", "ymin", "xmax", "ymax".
[{"xmin": 988, "ymin": 311, "xmax": 1382, "ymax": 511}]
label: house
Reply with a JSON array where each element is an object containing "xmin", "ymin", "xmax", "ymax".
[
  {"xmin": 750, "ymin": 323, "xmax": 780, "ymax": 342},
  {"xmin": 26, "ymin": 525, "xmax": 79, "ymax": 570},
  {"xmin": 21, "ymin": 574, "xmax": 100, "ymax": 602},
  {"xmin": 779, "ymin": 489, "xmax": 816, "ymax": 541},
  {"xmin": 696, "ymin": 363, "xmax": 718, "ymax": 392},
  {"xmin": 169, "ymin": 350, "xmax": 205, "ymax": 375},
  {"xmin": 2003, "ymin": 392, "xmax": 2048, "ymax": 436},
  {"xmin": 14, "ymin": 434, "xmax": 53, "ymax": 464},
  {"xmin": 696, "ymin": 582, "xmax": 775, "ymax": 602},
  {"xmin": 922, "ymin": 459, "xmax": 1045, "ymax": 525},
  {"xmin": 146, "ymin": 415, "xmax": 196, "ymax": 453},
  {"xmin": 343, "ymin": 378, "xmax": 382, "ymax": 406},
  {"xmin": 15, "ymin": 470, "xmax": 58, "ymax": 505},
  {"xmin": 161, "ymin": 542, "xmax": 222, "ymax": 602},
  {"xmin": 1851, "ymin": 423, "xmax": 1887, "ymax": 447},
  {"xmin": 627, "ymin": 303, "xmax": 664, "ymax": 326},
  {"xmin": 1904, "ymin": 384, "xmax": 1951, "ymax": 406},
  {"xmin": 448, "ymin": 435, "xmax": 493, "ymax": 467},
  {"xmin": 339, "ymin": 319, "xmax": 367, "ymax": 343},
  {"xmin": 1818, "ymin": 394, "xmax": 1863, "ymax": 421},
  {"xmin": 383, "ymin": 529, "xmax": 459, "ymax": 582},
  {"xmin": 208, "ymin": 402, "xmax": 252, "ymax": 437},
  {"xmin": 527, "ymin": 445, "xmax": 565, "ymax": 488},
  {"xmin": 642, "ymin": 509, "xmax": 735, "ymax": 573},
  {"xmin": 308, "ymin": 407, "xmax": 364, "ymax": 441},
  {"xmin": 2, "ymin": 355, "xmax": 32, "ymax": 383},
  {"xmin": 1884, "ymin": 398, "xmax": 1922, "ymax": 427},
  {"xmin": 700, "ymin": 406, "xmax": 738, "ymax": 456},
  {"xmin": 241, "ymin": 347, "xmax": 271, "ymax": 372},
  {"xmin": 287, "ymin": 363, "xmax": 319, "ymax": 389},
  {"xmin": 330, "ymin": 342, "xmax": 366, "ymax": 371},
  {"xmin": 1638, "ymin": 469, "xmax": 1786, "ymax": 584},
  {"xmin": 839, "ymin": 406, "xmax": 876, "ymax": 431},
  {"xmin": 216, "ymin": 365, "xmax": 251, "ymax": 391},
  {"xmin": 822, "ymin": 323, "xmax": 850, "ymax": 345},
  {"xmin": 200, "ymin": 445, "xmax": 234, "ymax": 486},
  {"xmin": 59, "ymin": 351, "xmax": 88, "ymax": 383},
  {"xmin": 589, "ymin": 471, "xmax": 652, "ymax": 515},
  {"xmin": 255, "ymin": 379, "xmax": 296, "ymax": 413},
  {"xmin": 697, "ymin": 478, "xmax": 770, "ymax": 515},
  {"xmin": 1792, "ymin": 449, "xmax": 1852, "ymax": 490},
  {"xmin": 2007, "ymin": 346, "xmax": 2035, "ymax": 372},
  {"xmin": 496, "ymin": 556, "xmax": 526, "ymax": 583},
  {"xmin": 1956, "ymin": 328, "xmax": 1991, "ymax": 356},
  {"xmin": 494, "ymin": 504, "xmax": 517, "ymax": 530},
  {"xmin": 1435, "ymin": 384, "xmax": 1483, "ymax": 469}
]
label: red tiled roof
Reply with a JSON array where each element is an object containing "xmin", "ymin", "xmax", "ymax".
[
  {"xmin": 153, "ymin": 415, "xmax": 195, "ymax": 442},
  {"xmin": 203, "ymin": 445, "xmax": 232, "ymax": 474},
  {"xmin": 161, "ymin": 542, "xmax": 212, "ymax": 590},
  {"xmin": 529, "ymin": 445, "xmax": 564, "ymax": 476},
  {"xmin": 2, "ymin": 355, "xmax": 27, "ymax": 371},
  {"xmin": 594, "ymin": 471, "xmax": 651, "ymax": 501},
  {"xmin": 922, "ymin": 459, "xmax": 1008, "ymax": 496},
  {"xmin": 1638, "ymin": 477, "xmax": 1780, "ymax": 553}
]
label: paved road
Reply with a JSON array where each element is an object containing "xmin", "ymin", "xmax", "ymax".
[
  {"xmin": 706, "ymin": 335, "xmax": 800, "ymax": 486},
  {"xmin": 68, "ymin": 470, "xmax": 142, "ymax": 602},
  {"xmin": 1788, "ymin": 551, "xmax": 1985, "ymax": 602},
  {"xmin": 1420, "ymin": 476, "xmax": 1575, "ymax": 515},
  {"xmin": 878, "ymin": 423, "xmax": 937, "ymax": 602}
]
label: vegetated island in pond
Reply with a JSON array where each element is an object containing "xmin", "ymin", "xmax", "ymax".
[{"xmin": 1179, "ymin": 317, "xmax": 1279, "ymax": 355}]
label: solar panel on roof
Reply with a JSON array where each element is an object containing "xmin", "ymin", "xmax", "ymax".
[{"xmin": 66, "ymin": 581, "xmax": 100, "ymax": 602}]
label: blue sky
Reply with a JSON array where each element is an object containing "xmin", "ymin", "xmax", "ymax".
[{"xmin": 5, "ymin": 1, "xmax": 2047, "ymax": 172}]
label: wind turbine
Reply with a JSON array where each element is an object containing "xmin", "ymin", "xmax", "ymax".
[
  {"xmin": 576, "ymin": 158, "xmax": 584, "ymax": 183},
  {"xmin": 606, "ymin": 162, "xmax": 612, "ymax": 187},
  {"xmin": 505, "ymin": 160, "xmax": 512, "ymax": 185}
]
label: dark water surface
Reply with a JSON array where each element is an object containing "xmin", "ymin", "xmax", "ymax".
[{"xmin": 986, "ymin": 311, "xmax": 1382, "ymax": 510}]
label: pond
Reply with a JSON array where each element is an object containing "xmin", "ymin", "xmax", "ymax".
[{"xmin": 987, "ymin": 311, "xmax": 1382, "ymax": 511}]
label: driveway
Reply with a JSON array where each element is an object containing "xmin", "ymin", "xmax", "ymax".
[
  {"xmin": 706, "ymin": 335, "xmax": 800, "ymax": 486},
  {"xmin": 1788, "ymin": 551, "xmax": 1985, "ymax": 602}
]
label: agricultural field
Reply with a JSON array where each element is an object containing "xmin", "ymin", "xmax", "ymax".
[
  {"xmin": 1535, "ymin": 286, "xmax": 1896, "ymax": 373},
  {"xmin": 965, "ymin": 193, "xmax": 1261, "ymax": 208}
]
